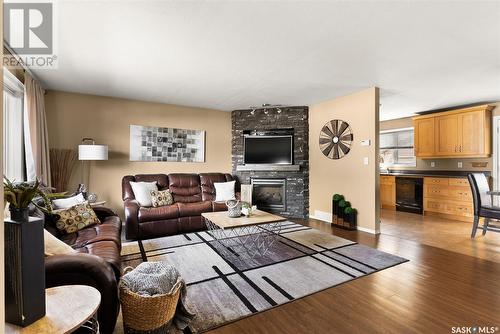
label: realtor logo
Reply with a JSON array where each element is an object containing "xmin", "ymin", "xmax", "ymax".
[{"xmin": 4, "ymin": 3, "xmax": 53, "ymax": 54}]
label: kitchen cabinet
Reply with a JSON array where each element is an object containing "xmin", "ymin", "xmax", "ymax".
[
  {"xmin": 380, "ymin": 175, "xmax": 396, "ymax": 209},
  {"xmin": 414, "ymin": 118, "xmax": 435, "ymax": 157},
  {"xmin": 423, "ymin": 177, "xmax": 473, "ymax": 222},
  {"xmin": 435, "ymin": 114, "xmax": 460, "ymax": 156},
  {"xmin": 413, "ymin": 104, "xmax": 493, "ymax": 158}
]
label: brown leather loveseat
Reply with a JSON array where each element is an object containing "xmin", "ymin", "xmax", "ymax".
[
  {"xmin": 43, "ymin": 206, "xmax": 122, "ymax": 334},
  {"xmin": 122, "ymin": 173, "xmax": 239, "ymax": 240}
]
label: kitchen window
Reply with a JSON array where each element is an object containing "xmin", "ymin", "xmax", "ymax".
[{"xmin": 380, "ymin": 128, "xmax": 416, "ymax": 167}]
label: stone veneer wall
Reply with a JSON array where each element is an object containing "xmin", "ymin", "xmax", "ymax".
[{"xmin": 231, "ymin": 106, "xmax": 309, "ymax": 219}]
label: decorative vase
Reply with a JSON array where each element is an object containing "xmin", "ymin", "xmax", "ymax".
[
  {"xmin": 9, "ymin": 207, "xmax": 29, "ymax": 222},
  {"xmin": 5, "ymin": 217, "xmax": 46, "ymax": 326},
  {"xmin": 226, "ymin": 199, "xmax": 242, "ymax": 218}
]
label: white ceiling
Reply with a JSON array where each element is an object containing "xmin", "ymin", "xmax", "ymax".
[{"xmin": 32, "ymin": 1, "xmax": 500, "ymax": 121}]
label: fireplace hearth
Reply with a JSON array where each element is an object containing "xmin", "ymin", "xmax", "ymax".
[{"xmin": 251, "ymin": 178, "xmax": 286, "ymax": 212}]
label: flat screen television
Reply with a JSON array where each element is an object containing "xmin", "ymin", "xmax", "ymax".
[{"xmin": 244, "ymin": 135, "xmax": 293, "ymax": 164}]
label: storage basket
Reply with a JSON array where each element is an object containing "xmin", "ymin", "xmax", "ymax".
[{"xmin": 119, "ymin": 267, "xmax": 182, "ymax": 334}]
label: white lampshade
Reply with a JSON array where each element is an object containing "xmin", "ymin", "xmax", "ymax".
[{"xmin": 78, "ymin": 144, "xmax": 108, "ymax": 160}]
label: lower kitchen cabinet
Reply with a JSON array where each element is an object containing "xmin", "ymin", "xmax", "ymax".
[
  {"xmin": 423, "ymin": 177, "xmax": 473, "ymax": 222},
  {"xmin": 380, "ymin": 176, "xmax": 396, "ymax": 209}
]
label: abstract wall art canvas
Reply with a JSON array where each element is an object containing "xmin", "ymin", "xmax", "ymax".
[{"xmin": 130, "ymin": 125, "xmax": 205, "ymax": 162}]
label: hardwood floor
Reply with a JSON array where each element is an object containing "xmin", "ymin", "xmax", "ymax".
[
  {"xmin": 208, "ymin": 210, "xmax": 500, "ymax": 334},
  {"xmin": 381, "ymin": 209, "xmax": 500, "ymax": 263}
]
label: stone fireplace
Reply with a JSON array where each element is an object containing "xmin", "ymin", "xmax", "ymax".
[
  {"xmin": 232, "ymin": 106, "xmax": 309, "ymax": 219},
  {"xmin": 251, "ymin": 178, "xmax": 286, "ymax": 212}
]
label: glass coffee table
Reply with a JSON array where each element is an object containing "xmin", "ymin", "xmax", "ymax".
[{"xmin": 202, "ymin": 209, "xmax": 287, "ymax": 261}]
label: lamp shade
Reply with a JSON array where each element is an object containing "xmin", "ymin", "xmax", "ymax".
[{"xmin": 78, "ymin": 144, "xmax": 108, "ymax": 160}]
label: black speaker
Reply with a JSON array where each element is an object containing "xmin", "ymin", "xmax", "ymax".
[{"xmin": 5, "ymin": 217, "xmax": 46, "ymax": 327}]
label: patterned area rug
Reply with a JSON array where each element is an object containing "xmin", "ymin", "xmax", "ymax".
[{"xmin": 121, "ymin": 222, "xmax": 408, "ymax": 333}]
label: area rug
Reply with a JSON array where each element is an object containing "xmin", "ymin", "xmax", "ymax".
[{"xmin": 121, "ymin": 222, "xmax": 408, "ymax": 333}]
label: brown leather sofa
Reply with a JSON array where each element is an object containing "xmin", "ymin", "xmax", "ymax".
[
  {"xmin": 43, "ymin": 206, "xmax": 122, "ymax": 334},
  {"xmin": 123, "ymin": 173, "xmax": 239, "ymax": 240}
]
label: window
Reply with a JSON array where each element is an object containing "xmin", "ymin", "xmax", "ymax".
[
  {"xmin": 380, "ymin": 128, "xmax": 416, "ymax": 167},
  {"xmin": 3, "ymin": 70, "xmax": 25, "ymax": 181}
]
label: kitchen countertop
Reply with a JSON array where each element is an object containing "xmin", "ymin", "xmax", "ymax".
[{"xmin": 380, "ymin": 170, "xmax": 491, "ymax": 178}]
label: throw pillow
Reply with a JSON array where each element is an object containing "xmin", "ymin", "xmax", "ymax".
[
  {"xmin": 130, "ymin": 181, "xmax": 158, "ymax": 207},
  {"xmin": 44, "ymin": 229, "xmax": 76, "ymax": 256},
  {"xmin": 53, "ymin": 202, "xmax": 100, "ymax": 234},
  {"xmin": 52, "ymin": 193, "xmax": 86, "ymax": 209},
  {"xmin": 150, "ymin": 189, "xmax": 174, "ymax": 207},
  {"xmin": 214, "ymin": 180, "xmax": 236, "ymax": 202}
]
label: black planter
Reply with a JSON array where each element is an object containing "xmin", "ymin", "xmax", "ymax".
[
  {"xmin": 9, "ymin": 207, "xmax": 29, "ymax": 222},
  {"xmin": 5, "ymin": 217, "xmax": 46, "ymax": 326},
  {"xmin": 344, "ymin": 212, "xmax": 358, "ymax": 230},
  {"xmin": 338, "ymin": 206, "xmax": 345, "ymax": 221},
  {"xmin": 332, "ymin": 200, "xmax": 340, "ymax": 223}
]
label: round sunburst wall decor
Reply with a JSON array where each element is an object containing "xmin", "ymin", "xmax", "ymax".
[{"xmin": 319, "ymin": 119, "xmax": 353, "ymax": 159}]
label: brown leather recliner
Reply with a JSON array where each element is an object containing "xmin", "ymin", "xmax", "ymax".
[
  {"xmin": 123, "ymin": 173, "xmax": 239, "ymax": 240},
  {"xmin": 44, "ymin": 206, "xmax": 122, "ymax": 334}
]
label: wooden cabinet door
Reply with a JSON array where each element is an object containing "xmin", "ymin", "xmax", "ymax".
[
  {"xmin": 380, "ymin": 176, "xmax": 395, "ymax": 208},
  {"xmin": 414, "ymin": 118, "xmax": 435, "ymax": 157},
  {"xmin": 435, "ymin": 114, "xmax": 460, "ymax": 156},
  {"xmin": 380, "ymin": 183, "xmax": 395, "ymax": 207},
  {"xmin": 459, "ymin": 111, "xmax": 484, "ymax": 155}
]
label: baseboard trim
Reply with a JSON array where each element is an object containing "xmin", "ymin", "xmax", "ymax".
[
  {"xmin": 310, "ymin": 210, "xmax": 332, "ymax": 223},
  {"xmin": 310, "ymin": 210, "xmax": 380, "ymax": 235},
  {"xmin": 357, "ymin": 226, "xmax": 381, "ymax": 235}
]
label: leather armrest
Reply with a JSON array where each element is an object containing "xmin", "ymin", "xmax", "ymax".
[
  {"xmin": 124, "ymin": 199, "xmax": 140, "ymax": 240},
  {"xmin": 45, "ymin": 253, "xmax": 119, "ymax": 334}
]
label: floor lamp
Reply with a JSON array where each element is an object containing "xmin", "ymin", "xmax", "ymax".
[{"xmin": 78, "ymin": 138, "xmax": 108, "ymax": 202}]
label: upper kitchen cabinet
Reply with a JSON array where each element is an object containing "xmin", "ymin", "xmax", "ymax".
[
  {"xmin": 413, "ymin": 104, "xmax": 493, "ymax": 158},
  {"xmin": 414, "ymin": 117, "xmax": 436, "ymax": 157}
]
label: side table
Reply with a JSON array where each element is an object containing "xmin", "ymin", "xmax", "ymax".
[{"xmin": 5, "ymin": 285, "xmax": 101, "ymax": 334}]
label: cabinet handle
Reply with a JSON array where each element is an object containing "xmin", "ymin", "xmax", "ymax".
[
  {"xmin": 455, "ymin": 145, "xmax": 457, "ymax": 152},
  {"xmin": 460, "ymin": 146, "xmax": 462, "ymax": 152}
]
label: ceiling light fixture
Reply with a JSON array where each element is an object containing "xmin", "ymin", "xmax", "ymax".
[{"xmin": 248, "ymin": 104, "xmax": 286, "ymax": 115}]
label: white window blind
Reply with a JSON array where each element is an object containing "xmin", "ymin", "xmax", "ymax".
[
  {"xmin": 380, "ymin": 128, "xmax": 416, "ymax": 167},
  {"xmin": 3, "ymin": 70, "xmax": 25, "ymax": 181}
]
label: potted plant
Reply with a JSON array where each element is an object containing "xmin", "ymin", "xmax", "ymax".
[
  {"xmin": 337, "ymin": 200, "xmax": 351, "ymax": 226},
  {"xmin": 241, "ymin": 201, "xmax": 253, "ymax": 217},
  {"xmin": 3, "ymin": 177, "xmax": 57, "ymax": 222},
  {"xmin": 332, "ymin": 194, "xmax": 344, "ymax": 224},
  {"xmin": 344, "ymin": 207, "xmax": 357, "ymax": 230}
]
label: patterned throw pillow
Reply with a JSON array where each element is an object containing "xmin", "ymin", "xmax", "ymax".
[
  {"xmin": 53, "ymin": 202, "xmax": 100, "ymax": 234},
  {"xmin": 150, "ymin": 189, "xmax": 174, "ymax": 207}
]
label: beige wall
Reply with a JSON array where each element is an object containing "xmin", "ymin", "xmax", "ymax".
[
  {"xmin": 310, "ymin": 88, "xmax": 380, "ymax": 233},
  {"xmin": 380, "ymin": 101, "xmax": 500, "ymax": 172},
  {"xmin": 45, "ymin": 91, "xmax": 232, "ymax": 216}
]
